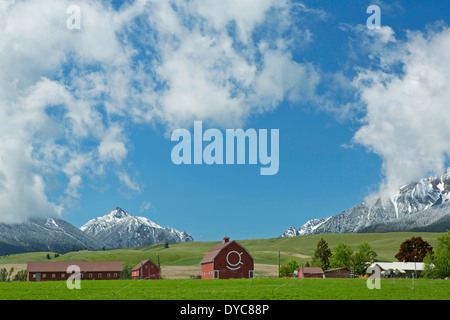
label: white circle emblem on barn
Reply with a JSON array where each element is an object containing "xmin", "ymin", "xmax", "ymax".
[{"xmin": 226, "ymin": 251, "xmax": 244, "ymax": 270}]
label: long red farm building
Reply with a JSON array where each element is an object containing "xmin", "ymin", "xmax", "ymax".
[
  {"xmin": 27, "ymin": 261, "xmax": 122, "ymax": 281},
  {"xmin": 200, "ymin": 236, "xmax": 254, "ymax": 279}
]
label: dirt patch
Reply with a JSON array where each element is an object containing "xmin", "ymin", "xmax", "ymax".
[
  {"xmin": 160, "ymin": 265, "xmax": 201, "ymax": 279},
  {"xmin": 159, "ymin": 264, "xmax": 279, "ymax": 279},
  {"xmin": 255, "ymin": 251, "xmax": 311, "ymax": 259}
]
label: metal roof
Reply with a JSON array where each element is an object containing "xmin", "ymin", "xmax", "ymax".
[
  {"xmin": 300, "ymin": 267, "xmax": 324, "ymax": 274},
  {"xmin": 367, "ymin": 262, "xmax": 426, "ymax": 273},
  {"xmin": 132, "ymin": 259, "xmax": 158, "ymax": 271}
]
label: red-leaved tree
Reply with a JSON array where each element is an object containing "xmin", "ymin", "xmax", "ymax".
[{"xmin": 395, "ymin": 236, "xmax": 433, "ymax": 262}]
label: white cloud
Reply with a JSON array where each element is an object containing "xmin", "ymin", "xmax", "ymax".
[
  {"xmin": 0, "ymin": 0, "xmax": 324, "ymax": 223},
  {"xmin": 117, "ymin": 171, "xmax": 141, "ymax": 193},
  {"xmin": 139, "ymin": 201, "xmax": 151, "ymax": 212},
  {"xmin": 353, "ymin": 26, "xmax": 450, "ymax": 197}
]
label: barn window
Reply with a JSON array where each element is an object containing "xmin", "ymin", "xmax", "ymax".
[
  {"xmin": 52, "ymin": 274, "xmax": 56, "ymax": 278},
  {"xmin": 98, "ymin": 273, "xmax": 102, "ymax": 278},
  {"xmin": 213, "ymin": 270, "xmax": 219, "ymax": 279},
  {"xmin": 114, "ymin": 273, "xmax": 117, "ymax": 277},
  {"xmin": 107, "ymin": 273, "xmax": 111, "ymax": 277},
  {"xmin": 61, "ymin": 274, "xmax": 65, "ymax": 278},
  {"xmin": 89, "ymin": 274, "xmax": 92, "ymax": 278},
  {"xmin": 42, "ymin": 274, "xmax": 46, "ymax": 278},
  {"xmin": 249, "ymin": 270, "xmax": 254, "ymax": 278}
]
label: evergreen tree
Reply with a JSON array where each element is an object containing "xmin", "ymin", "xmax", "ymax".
[{"xmin": 311, "ymin": 238, "xmax": 332, "ymax": 270}]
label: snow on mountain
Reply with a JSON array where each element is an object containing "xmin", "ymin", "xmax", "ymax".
[
  {"xmin": 280, "ymin": 218, "xmax": 330, "ymax": 237},
  {"xmin": 80, "ymin": 207, "xmax": 194, "ymax": 249},
  {"xmin": 0, "ymin": 217, "xmax": 106, "ymax": 254},
  {"xmin": 282, "ymin": 169, "xmax": 450, "ymax": 237}
]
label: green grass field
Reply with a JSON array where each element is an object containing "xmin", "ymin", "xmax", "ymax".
[{"xmin": 0, "ymin": 278, "xmax": 448, "ymax": 300}]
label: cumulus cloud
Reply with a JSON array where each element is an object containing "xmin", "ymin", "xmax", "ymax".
[
  {"xmin": 352, "ymin": 25, "xmax": 450, "ymax": 198},
  {"xmin": 0, "ymin": 0, "xmax": 323, "ymax": 222}
]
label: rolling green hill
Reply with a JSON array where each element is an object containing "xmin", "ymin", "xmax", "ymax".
[{"xmin": 0, "ymin": 232, "xmax": 445, "ymax": 268}]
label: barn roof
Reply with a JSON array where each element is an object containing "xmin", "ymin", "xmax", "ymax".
[
  {"xmin": 27, "ymin": 261, "xmax": 122, "ymax": 273},
  {"xmin": 300, "ymin": 267, "xmax": 324, "ymax": 274},
  {"xmin": 325, "ymin": 267, "xmax": 350, "ymax": 272},
  {"xmin": 200, "ymin": 237, "xmax": 254, "ymax": 265},
  {"xmin": 132, "ymin": 259, "xmax": 158, "ymax": 271}
]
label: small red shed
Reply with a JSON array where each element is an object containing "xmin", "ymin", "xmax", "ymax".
[
  {"xmin": 298, "ymin": 266, "xmax": 324, "ymax": 279},
  {"xmin": 200, "ymin": 236, "xmax": 254, "ymax": 279},
  {"xmin": 131, "ymin": 259, "xmax": 160, "ymax": 280}
]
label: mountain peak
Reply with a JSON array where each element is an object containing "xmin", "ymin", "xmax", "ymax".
[
  {"xmin": 80, "ymin": 208, "xmax": 194, "ymax": 249},
  {"xmin": 108, "ymin": 207, "xmax": 130, "ymax": 219}
]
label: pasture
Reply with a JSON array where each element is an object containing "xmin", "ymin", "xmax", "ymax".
[{"xmin": 0, "ymin": 278, "xmax": 448, "ymax": 300}]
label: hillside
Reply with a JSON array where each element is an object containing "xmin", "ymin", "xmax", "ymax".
[{"xmin": 0, "ymin": 232, "xmax": 444, "ymax": 269}]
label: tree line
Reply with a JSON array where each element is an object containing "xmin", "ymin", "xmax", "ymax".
[
  {"xmin": 279, "ymin": 231, "xmax": 450, "ymax": 279},
  {"xmin": 279, "ymin": 238, "xmax": 377, "ymax": 277},
  {"xmin": 0, "ymin": 267, "xmax": 27, "ymax": 282}
]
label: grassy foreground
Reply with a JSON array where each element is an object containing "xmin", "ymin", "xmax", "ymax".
[{"xmin": 0, "ymin": 278, "xmax": 448, "ymax": 300}]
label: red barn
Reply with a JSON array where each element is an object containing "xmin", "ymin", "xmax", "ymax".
[
  {"xmin": 131, "ymin": 259, "xmax": 160, "ymax": 280},
  {"xmin": 200, "ymin": 236, "xmax": 254, "ymax": 279},
  {"xmin": 298, "ymin": 266, "xmax": 324, "ymax": 279},
  {"xmin": 27, "ymin": 261, "xmax": 122, "ymax": 281}
]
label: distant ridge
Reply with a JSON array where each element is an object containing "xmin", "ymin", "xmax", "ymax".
[
  {"xmin": 282, "ymin": 169, "xmax": 450, "ymax": 237},
  {"xmin": 0, "ymin": 217, "xmax": 105, "ymax": 254}
]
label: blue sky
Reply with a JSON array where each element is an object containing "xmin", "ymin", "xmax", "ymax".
[{"xmin": 1, "ymin": 0, "xmax": 450, "ymax": 241}]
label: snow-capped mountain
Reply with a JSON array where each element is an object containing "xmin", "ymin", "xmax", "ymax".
[
  {"xmin": 280, "ymin": 218, "xmax": 330, "ymax": 237},
  {"xmin": 0, "ymin": 217, "xmax": 105, "ymax": 254},
  {"xmin": 80, "ymin": 207, "xmax": 194, "ymax": 249},
  {"xmin": 282, "ymin": 169, "xmax": 450, "ymax": 237}
]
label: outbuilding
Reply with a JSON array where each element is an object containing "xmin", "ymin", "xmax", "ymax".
[
  {"xmin": 27, "ymin": 261, "xmax": 122, "ymax": 281},
  {"xmin": 132, "ymin": 259, "xmax": 160, "ymax": 280},
  {"xmin": 298, "ymin": 266, "xmax": 324, "ymax": 279},
  {"xmin": 367, "ymin": 262, "xmax": 426, "ymax": 278},
  {"xmin": 200, "ymin": 236, "xmax": 254, "ymax": 279},
  {"xmin": 324, "ymin": 267, "xmax": 351, "ymax": 278}
]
